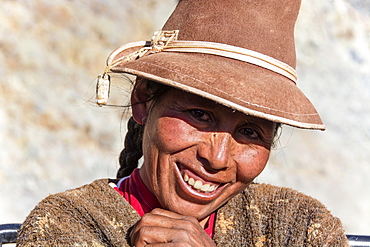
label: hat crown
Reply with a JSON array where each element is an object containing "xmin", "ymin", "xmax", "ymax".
[
  {"xmin": 103, "ymin": 0, "xmax": 324, "ymax": 130},
  {"xmin": 163, "ymin": 0, "xmax": 301, "ymax": 68}
]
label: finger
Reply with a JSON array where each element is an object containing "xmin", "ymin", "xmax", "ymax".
[
  {"xmin": 150, "ymin": 208, "xmax": 199, "ymax": 224},
  {"xmin": 130, "ymin": 214, "xmax": 183, "ymax": 246},
  {"xmin": 145, "ymin": 243, "xmax": 188, "ymax": 247},
  {"xmin": 131, "ymin": 225, "xmax": 215, "ymax": 247},
  {"xmin": 134, "ymin": 211, "xmax": 200, "ymax": 231},
  {"xmin": 130, "ymin": 213, "xmax": 195, "ymax": 244},
  {"xmin": 131, "ymin": 226, "xmax": 181, "ymax": 247},
  {"xmin": 149, "ymin": 208, "xmax": 185, "ymax": 219},
  {"xmin": 130, "ymin": 209, "xmax": 215, "ymax": 246}
]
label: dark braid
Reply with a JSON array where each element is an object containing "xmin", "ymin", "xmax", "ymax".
[
  {"xmin": 117, "ymin": 79, "xmax": 171, "ymax": 179},
  {"xmin": 117, "ymin": 117, "xmax": 144, "ymax": 178}
]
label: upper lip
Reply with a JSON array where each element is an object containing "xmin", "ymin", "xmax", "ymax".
[{"xmin": 176, "ymin": 162, "xmax": 225, "ymax": 186}]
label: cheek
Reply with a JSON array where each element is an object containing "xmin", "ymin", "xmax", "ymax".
[
  {"xmin": 235, "ymin": 147, "xmax": 270, "ymax": 183},
  {"xmin": 155, "ymin": 117, "xmax": 199, "ymax": 153}
]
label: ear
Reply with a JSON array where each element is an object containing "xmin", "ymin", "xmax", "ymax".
[{"xmin": 131, "ymin": 80, "xmax": 150, "ymax": 125}]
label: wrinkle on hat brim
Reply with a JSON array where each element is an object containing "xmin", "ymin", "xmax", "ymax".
[{"xmin": 110, "ymin": 52, "xmax": 325, "ymax": 130}]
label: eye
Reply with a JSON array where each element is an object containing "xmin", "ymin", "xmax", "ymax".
[
  {"xmin": 238, "ymin": 127, "xmax": 260, "ymax": 140},
  {"xmin": 189, "ymin": 109, "xmax": 212, "ymax": 122},
  {"xmin": 238, "ymin": 125, "xmax": 275, "ymax": 145}
]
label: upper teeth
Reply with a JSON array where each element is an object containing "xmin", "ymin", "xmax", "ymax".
[{"xmin": 183, "ymin": 173, "xmax": 218, "ymax": 192}]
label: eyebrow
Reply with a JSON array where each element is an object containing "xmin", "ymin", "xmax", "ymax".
[{"xmin": 181, "ymin": 95, "xmax": 219, "ymax": 108}]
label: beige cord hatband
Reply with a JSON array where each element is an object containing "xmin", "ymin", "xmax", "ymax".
[{"xmin": 97, "ymin": 30, "xmax": 297, "ymax": 106}]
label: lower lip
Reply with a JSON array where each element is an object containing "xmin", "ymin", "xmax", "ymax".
[{"xmin": 174, "ymin": 163, "xmax": 225, "ymax": 201}]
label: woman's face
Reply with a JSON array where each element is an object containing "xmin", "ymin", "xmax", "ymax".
[{"xmin": 136, "ymin": 88, "xmax": 276, "ymax": 221}]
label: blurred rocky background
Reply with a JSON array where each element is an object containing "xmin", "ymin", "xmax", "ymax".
[{"xmin": 0, "ymin": 0, "xmax": 369, "ymax": 235}]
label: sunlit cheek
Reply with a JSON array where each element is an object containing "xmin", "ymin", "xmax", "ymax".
[
  {"xmin": 234, "ymin": 148, "xmax": 270, "ymax": 183},
  {"xmin": 156, "ymin": 117, "xmax": 199, "ymax": 152}
]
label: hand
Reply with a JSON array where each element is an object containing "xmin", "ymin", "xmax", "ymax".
[{"xmin": 130, "ymin": 208, "xmax": 216, "ymax": 247}]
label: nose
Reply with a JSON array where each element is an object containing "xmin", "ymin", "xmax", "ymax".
[{"xmin": 197, "ymin": 132, "xmax": 234, "ymax": 171}]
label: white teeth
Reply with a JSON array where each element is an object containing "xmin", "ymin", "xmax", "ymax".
[
  {"xmin": 182, "ymin": 174, "xmax": 219, "ymax": 193},
  {"xmin": 194, "ymin": 180, "xmax": 203, "ymax": 189},
  {"xmin": 200, "ymin": 184, "xmax": 210, "ymax": 192}
]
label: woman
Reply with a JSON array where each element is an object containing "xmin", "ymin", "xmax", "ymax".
[{"xmin": 17, "ymin": 0, "xmax": 349, "ymax": 246}]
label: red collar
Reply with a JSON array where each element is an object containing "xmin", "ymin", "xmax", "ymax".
[{"xmin": 116, "ymin": 168, "xmax": 161, "ymax": 216}]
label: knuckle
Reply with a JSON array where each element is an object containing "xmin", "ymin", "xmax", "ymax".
[
  {"xmin": 181, "ymin": 214, "xmax": 197, "ymax": 223},
  {"xmin": 140, "ymin": 213, "xmax": 154, "ymax": 224},
  {"xmin": 181, "ymin": 221, "xmax": 195, "ymax": 230},
  {"xmin": 137, "ymin": 225, "xmax": 153, "ymax": 236},
  {"xmin": 182, "ymin": 217, "xmax": 199, "ymax": 228},
  {"xmin": 151, "ymin": 208, "xmax": 162, "ymax": 214}
]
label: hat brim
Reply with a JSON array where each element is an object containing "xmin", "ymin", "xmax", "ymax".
[{"xmin": 110, "ymin": 46, "xmax": 325, "ymax": 130}]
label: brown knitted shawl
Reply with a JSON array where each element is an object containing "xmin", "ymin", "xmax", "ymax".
[{"xmin": 17, "ymin": 179, "xmax": 349, "ymax": 246}]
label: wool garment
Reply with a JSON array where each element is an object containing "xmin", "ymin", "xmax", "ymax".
[{"xmin": 17, "ymin": 179, "xmax": 349, "ymax": 246}]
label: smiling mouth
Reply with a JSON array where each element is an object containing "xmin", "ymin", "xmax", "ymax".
[
  {"xmin": 175, "ymin": 163, "xmax": 223, "ymax": 198},
  {"xmin": 183, "ymin": 173, "xmax": 219, "ymax": 193}
]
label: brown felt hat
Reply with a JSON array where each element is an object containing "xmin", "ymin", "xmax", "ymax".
[{"xmin": 97, "ymin": 0, "xmax": 325, "ymax": 130}]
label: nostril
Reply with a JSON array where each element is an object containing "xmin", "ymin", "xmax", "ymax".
[{"xmin": 196, "ymin": 154, "xmax": 228, "ymax": 173}]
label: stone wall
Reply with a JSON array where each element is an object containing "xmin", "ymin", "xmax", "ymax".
[{"xmin": 0, "ymin": 0, "xmax": 369, "ymax": 234}]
